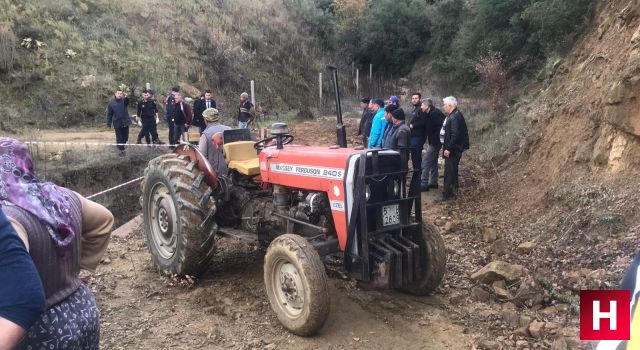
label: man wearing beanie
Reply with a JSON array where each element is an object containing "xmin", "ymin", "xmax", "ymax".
[
  {"xmin": 367, "ymin": 99, "xmax": 387, "ymax": 149},
  {"xmin": 357, "ymin": 97, "xmax": 373, "ymax": 146},
  {"xmin": 199, "ymin": 108, "xmax": 231, "ymax": 175},
  {"xmin": 382, "ymin": 108, "xmax": 410, "ymax": 151},
  {"xmin": 380, "ymin": 104, "xmax": 397, "ymax": 147}
]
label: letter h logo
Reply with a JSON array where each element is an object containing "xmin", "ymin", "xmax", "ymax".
[{"xmin": 580, "ymin": 290, "xmax": 631, "ymax": 340}]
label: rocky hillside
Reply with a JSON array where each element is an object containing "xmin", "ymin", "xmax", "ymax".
[
  {"xmin": 0, "ymin": 0, "xmax": 330, "ymax": 130},
  {"xmin": 519, "ymin": 0, "xmax": 640, "ymax": 177}
]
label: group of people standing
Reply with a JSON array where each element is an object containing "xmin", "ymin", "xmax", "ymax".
[
  {"xmin": 106, "ymin": 85, "xmax": 255, "ymax": 155},
  {"xmin": 358, "ymin": 94, "xmax": 469, "ymax": 202}
]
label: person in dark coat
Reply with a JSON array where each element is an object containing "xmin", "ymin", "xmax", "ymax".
[
  {"xmin": 436, "ymin": 96, "xmax": 469, "ymax": 202},
  {"xmin": 420, "ymin": 98, "xmax": 446, "ymax": 191},
  {"xmin": 380, "ymin": 105, "xmax": 397, "ymax": 148},
  {"xmin": 357, "ymin": 97, "xmax": 373, "ymax": 146},
  {"xmin": 164, "ymin": 86, "xmax": 180, "ymax": 145},
  {"xmin": 136, "ymin": 89, "xmax": 162, "ymax": 145},
  {"xmin": 384, "ymin": 108, "xmax": 411, "ymax": 151},
  {"xmin": 171, "ymin": 94, "xmax": 193, "ymax": 144},
  {"xmin": 193, "ymin": 90, "xmax": 217, "ymax": 134},
  {"xmin": 408, "ymin": 93, "xmax": 427, "ymax": 199},
  {"xmin": 238, "ymin": 92, "xmax": 254, "ymax": 129},
  {"xmin": 106, "ymin": 88, "xmax": 131, "ymax": 155}
]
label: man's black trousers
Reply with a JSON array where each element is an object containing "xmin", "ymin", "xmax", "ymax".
[
  {"xmin": 443, "ymin": 151, "xmax": 462, "ymax": 199},
  {"xmin": 138, "ymin": 118, "xmax": 159, "ymax": 143},
  {"xmin": 114, "ymin": 126, "xmax": 129, "ymax": 151},
  {"xmin": 166, "ymin": 118, "xmax": 175, "ymax": 145}
]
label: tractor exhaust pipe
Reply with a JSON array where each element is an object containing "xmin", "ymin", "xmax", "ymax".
[{"xmin": 327, "ymin": 65, "xmax": 348, "ymax": 148}]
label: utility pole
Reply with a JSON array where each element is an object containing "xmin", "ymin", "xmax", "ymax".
[
  {"xmin": 319, "ymin": 72, "xmax": 322, "ymax": 103},
  {"xmin": 250, "ymin": 80, "xmax": 255, "ymax": 106},
  {"xmin": 355, "ymin": 69, "xmax": 359, "ymax": 98}
]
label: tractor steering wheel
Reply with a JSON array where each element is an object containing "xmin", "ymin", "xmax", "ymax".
[{"xmin": 254, "ymin": 134, "xmax": 294, "ymax": 151}]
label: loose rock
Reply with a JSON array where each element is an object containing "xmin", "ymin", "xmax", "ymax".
[
  {"xmin": 478, "ymin": 339, "xmax": 500, "ymax": 350},
  {"xmin": 528, "ymin": 321, "xmax": 545, "ymax": 338},
  {"xmin": 516, "ymin": 241, "xmax": 536, "ymax": 254},
  {"xmin": 483, "ymin": 228, "xmax": 498, "ymax": 243},
  {"xmin": 471, "ymin": 261, "xmax": 525, "ymax": 284},
  {"xmin": 471, "ymin": 286, "xmax": 492, "ymax": 303},
  {"xmin": 492, "ymin": 280, "xmax": 513, "ymax": 299},
  {"xmin": 502, "ymin": 310, "xmax": 519, "ymax": 328}
]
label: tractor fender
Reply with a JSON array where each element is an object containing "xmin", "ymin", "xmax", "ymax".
[{"xmin": 174, "ymin": 143, "xmax": 218, "ymax": 190}]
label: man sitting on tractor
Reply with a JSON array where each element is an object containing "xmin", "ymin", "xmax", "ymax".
[{"xmin": 199, "ymin": 108, "xmax": 231, "ymax": 176}]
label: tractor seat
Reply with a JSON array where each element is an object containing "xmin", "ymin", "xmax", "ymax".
[{"xmin": 223, "ymin": 141, "xmax": 260, "ymax": 176}]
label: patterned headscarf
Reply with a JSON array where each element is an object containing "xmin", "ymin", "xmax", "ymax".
[{"xmin": 0, "ymin": 137, "xmax": 75, "ymax": 248}]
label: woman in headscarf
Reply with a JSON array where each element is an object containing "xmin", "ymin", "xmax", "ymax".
[{"xmin": 0, "ymin": 137, "xmax": 114, "ymax": 349}]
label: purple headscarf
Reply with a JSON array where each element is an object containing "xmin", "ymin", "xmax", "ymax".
[{"xmin": 0, "ymin": 137, "xmax": 75, "ymax": 248}]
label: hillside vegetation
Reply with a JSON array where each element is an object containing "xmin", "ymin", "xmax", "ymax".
[{"xmin": 0, "ymin": 0, "xmax": 330, "ymax": 129}]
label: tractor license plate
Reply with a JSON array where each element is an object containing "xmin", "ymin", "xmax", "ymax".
[{"xmin": 382, "ymin": 204, "xmax": 400, "ymax": 227}]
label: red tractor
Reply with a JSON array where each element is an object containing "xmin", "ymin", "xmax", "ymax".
[{"xmin": 140, "ymin": 70, "xmax": 446, "ymax": 335}]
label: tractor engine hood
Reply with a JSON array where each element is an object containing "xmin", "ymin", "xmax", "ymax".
[{"xmin": 259, "ymin": 145, "xmax": 361, "ymax": 188}]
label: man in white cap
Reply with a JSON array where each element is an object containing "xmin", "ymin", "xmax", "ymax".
[
  {"xmin": 199, "ymin": 108, "xmax": 231, "ymax": 176},
  {"xmin": 238, "ymin": 92, "xmax": 254, "ymax": 129}
]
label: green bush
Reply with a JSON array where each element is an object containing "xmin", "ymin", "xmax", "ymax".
[
  {"xmin": 355, "ymin": 0, "xmax": 431, "ymax": 76},
  {"xmin": 522, "ymin": 0, "xmax": 597, "ymax": 54},
  {"xmin": 429, "ymin": 0, "xmax": 596, "ymax": 90}
]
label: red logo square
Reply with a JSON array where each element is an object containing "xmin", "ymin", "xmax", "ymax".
[{"xmin": 580, "ymin": 290, "xmax": 631, "ymax": 340}]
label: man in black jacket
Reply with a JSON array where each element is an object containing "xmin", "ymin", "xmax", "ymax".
[
  {"xmin": 193, "ymin": 90, "xmax": 217, "ymax": 134},
  {"xmin": 420, "ymin": 98, "xmax": 446, "ymax": 191},
  {"xmin": 164, "ymin": 86, "xmax": 180, "ymax": 145},
  {"xmin": 136, "ymin": 89, "xmax": 162, "ymax": 145},
  {"xmin": 437, "ymin": 96, "xmax": 469, "ymax": 202},
  {"xmin": 106, "ymin": 88, "xmax": 131, "ymax": 154},
  {"xmin": 408, "ymin": 93, "xmax": 426, "ymax": 196},
  {"xmin": 357, "ymin": 97, "xmax": 373, "ymax": 146}
]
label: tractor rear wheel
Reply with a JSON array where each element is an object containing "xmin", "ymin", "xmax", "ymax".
[
  {"xmin": 264, "ymin": 234, "xmax": 330, "ymax": 336},
  {"xmin": 141, "ymin": 154, "xmax": 217, "ymax": 277},
  {"xmin": 399, "ymin": 222, "xmax": 447, "ymax": 295}
]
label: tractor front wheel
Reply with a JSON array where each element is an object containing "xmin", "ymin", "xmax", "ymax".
[
  {"xmin": 399, "ymin": 222, "xmax": 447, "ymax": 295},
  {"xmin": 141, "ymin": 154, "xmax": 217, "ymax": 277},
  {"xmin": 264, "ymin": 234, "xmax": 330, "ymax": 336}
]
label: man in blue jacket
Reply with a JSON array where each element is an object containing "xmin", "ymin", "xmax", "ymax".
[
  {"xmin": 106, "ymin": 88, "xmax": 131, "ymax": 155},
  {"xmin": 367, "ymin": 99, "xmax": 387, "ymax": 149}
]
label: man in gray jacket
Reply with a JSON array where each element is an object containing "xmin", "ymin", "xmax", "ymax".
[
  {"xmin": 199, "ymin": 108, "xmax": 231, "ymax": 176},
  {"xmin": 106, "ymin": 88, "xmax": 131, "ymax": 155}
]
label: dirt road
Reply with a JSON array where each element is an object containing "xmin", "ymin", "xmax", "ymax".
[{"xmin": 94, "ymin": 218, "xmax": 471, "ymax": 350}]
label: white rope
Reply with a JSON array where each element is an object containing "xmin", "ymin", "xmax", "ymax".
[
  {"xmin": 23, "ymin": 141, "xmax": 174, "ymax": 148},
  {"xmin": 85, "ymin": 176, "xmax": 145, "ymax": 199}
]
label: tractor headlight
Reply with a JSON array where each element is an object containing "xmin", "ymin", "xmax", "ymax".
[
  {"xmin": 365, "ymin": 184, "xmax": 371, "ymax": 201},
  {"xmin": 393, "ymin": 180, "xmax": 400, "ymax": 197}
]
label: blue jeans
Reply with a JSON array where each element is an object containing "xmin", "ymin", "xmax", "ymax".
[
  {"xmin": 421, "ymin": 144, "xmax": 441, "ymax": 187},
  {"xmin": 238, "ymin": 121, "xmax": 249, "ymax": 129}
]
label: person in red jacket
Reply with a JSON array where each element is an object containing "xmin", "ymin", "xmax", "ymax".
[{"xmin": 171, "ymin": 94, "xmax": 193, "ymax": 144}]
